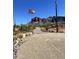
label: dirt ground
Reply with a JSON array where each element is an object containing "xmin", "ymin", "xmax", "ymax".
[{"xmin": 16, "ymin": 33, "xmax": 65, "ymax": 59}]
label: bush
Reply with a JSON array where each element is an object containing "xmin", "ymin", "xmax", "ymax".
[{"xmin": 13, "ymin": 32, "xmax": 18, "ymax": 35}]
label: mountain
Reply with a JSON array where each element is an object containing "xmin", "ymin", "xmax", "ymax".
[{"xmin": 29, "ymin": 16, "xmax": 65, "ymax": 24}]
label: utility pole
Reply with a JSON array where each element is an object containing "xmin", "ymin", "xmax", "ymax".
[{"xmin": 55, "ymin": 0, "xmax": 58, "ymax": 32}]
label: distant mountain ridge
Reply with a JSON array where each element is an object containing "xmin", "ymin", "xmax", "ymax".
[{"xmin": 29, "ymin": 16, "xmax": 65, "ymax": 24}]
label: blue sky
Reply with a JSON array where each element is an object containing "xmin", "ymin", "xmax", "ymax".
[{"xmin": 13, "ymin": 0, "xmax": 65, "ymax": 25}]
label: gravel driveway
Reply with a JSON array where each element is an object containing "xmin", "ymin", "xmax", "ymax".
[{"xmin": 16, "ymin": 33, "xmax": 65, "ymax": 59}]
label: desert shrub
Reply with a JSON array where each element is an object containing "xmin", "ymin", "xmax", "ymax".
[
  {"xmin": 13, "ymin": 36, "xmax": 17, "ymax": 45},
  {"xmin": 27, "ymin": 24, "xmax": 35, "ymax": 31},
  {"xmin": 20, "ymin": 24, "xmax": 27, "ymax": 32},
  {"xmin": 19, "ymin": 24, "xmax": 35, "ymax": 32},
  {"xmin": 13, "ymin": 36, "xmax": 17, "ymax": 41},
  {"xmin": 13, "ymin": 32, "xmax": 18, "ymax": 35}
]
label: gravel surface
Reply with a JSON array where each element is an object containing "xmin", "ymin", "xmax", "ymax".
[{"xmin": 15, "ymin": 33, "xmax": 65, "ymax": 59}]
